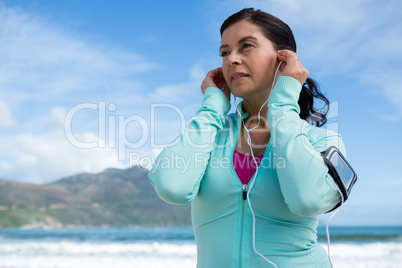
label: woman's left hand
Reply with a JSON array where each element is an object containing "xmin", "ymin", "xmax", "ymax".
[
  {"xmin": 277, "ymin": 50, "xmax": 309, "ymax": 85},
  {"xmin": 201, "ymin": 67, "xmax": 230, "ymax": 101}
]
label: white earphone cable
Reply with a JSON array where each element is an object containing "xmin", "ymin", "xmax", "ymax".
[
  {"xmin": 235, "ymin": 61, "xmax": 282, "ymax": 267},
  {"xmin": 235, "ymin": 61, "xmax": 344, "ymax": 267},
  {"xmin": 325, "ymin": 179, "xmax": 345, "ymax": 268}
]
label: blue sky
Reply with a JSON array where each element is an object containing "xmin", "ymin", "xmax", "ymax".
[{"xmin": 0, "ymin": 0, "xmax": 401, "ymax": 226}]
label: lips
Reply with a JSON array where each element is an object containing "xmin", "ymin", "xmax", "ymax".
[{"xmin": 230, "ymin": 72, "xmax": 249, "ymax": 82}]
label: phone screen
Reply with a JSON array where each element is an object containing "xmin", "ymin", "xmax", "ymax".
[{"xmin": 328, "ymin": 150, "xmax": 355, "ymax": 190}]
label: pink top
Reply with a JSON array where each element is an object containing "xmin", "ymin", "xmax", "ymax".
[{"xmin": 233, "ymin": 150, "xmax": 264, "ymax": 185}]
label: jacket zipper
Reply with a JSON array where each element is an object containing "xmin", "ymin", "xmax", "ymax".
[
  {"xmin": 239, "ymin": 184, "xmax": 247, "ymax": 267},
  {"xmin": 242, "ymin": 184, "xmax": 247, "ymax": 200}
]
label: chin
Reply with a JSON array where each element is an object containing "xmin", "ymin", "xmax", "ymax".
[
  {"xmin": 229, "ymin": 85, "xmax": 247, "ymax": 96},
  {"xmin": 230, "ymin": 91, "xmax": 245, "ymax": 99},
  {"xmin": 230, "ymin": 87, "xmax": 255, "ymax": 99}
]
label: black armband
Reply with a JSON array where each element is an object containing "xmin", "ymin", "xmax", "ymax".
[{"xmin": 321, "ymin": 146, "xmax": 358, "ymax": 211}]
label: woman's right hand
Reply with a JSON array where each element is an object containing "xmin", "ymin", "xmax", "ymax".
[
  {"xmin": 276, "ymin": 50, "xmax": 309, "ymax": 86},
  {"xmin": 201, "ymin": 67, "xmax": 230, "ymax": 101}
]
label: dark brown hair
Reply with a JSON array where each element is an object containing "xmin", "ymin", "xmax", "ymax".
[{"xmin": 220, "ymin": 8, "xmax": 329, "ymax": 127}]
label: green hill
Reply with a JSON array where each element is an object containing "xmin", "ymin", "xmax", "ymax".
[{"xmin": 0, "ymin": 166, "xmax": 191, "ymax": 228}]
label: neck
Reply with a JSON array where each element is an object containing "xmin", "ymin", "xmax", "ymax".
[{"xmin": 242, "ymin": 92, "xmax": 270, "ymax": 127}]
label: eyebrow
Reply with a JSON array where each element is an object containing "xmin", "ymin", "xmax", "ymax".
[{"xmin": 219, "ymin": 35, "xmax": 258, "ymax": 51}]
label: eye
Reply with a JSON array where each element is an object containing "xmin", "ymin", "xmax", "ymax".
[
  {"xmin": 219, "ymin": 50, "xmax": 230, "ymax": 58},
  {"xmin": 242, "ymin": 43, "xmax": 254, "ymax": 49}
]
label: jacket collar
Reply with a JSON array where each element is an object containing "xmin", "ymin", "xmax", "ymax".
[{"xmin": 236, "ymin": 101, "xmax": 249, "ymax": 120}]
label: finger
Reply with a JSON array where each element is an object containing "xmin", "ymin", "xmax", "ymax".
[
  {"xmin": 276, "ymin": 50, "xmax": 309, "ymax": 85},
  {"xmin": 208, "ymin": 67, "xmax": 223, "ymax": 77},
  {"xmin": 277, "ymin": 53, "xmax": 300, "ymax": 74},
  {"xmin": 201, "ymin": 67, "xmax": 224, "ymax": 94},
  {"xmin": 204, "ymin": 68, "xmax": 222, "ymax": 84},
  {"xmin": 277, "ymin": 50, "xmax": 298, "ymax": 62}
]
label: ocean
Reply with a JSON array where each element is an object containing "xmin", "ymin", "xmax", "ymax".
[{"xmin": 0, "ymin": 226, "xmax": 401, "ymax": 268}]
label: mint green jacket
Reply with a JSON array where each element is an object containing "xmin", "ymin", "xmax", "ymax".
[{"xmin": 149, "ymin": 76, "xmax": 344, "ymax": 267}]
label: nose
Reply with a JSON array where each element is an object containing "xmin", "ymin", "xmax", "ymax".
[{"xmin": 227, "ymin": 52, "xmax": 241, "ymax": 66}]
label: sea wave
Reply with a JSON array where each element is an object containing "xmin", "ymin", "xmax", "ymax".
[
  {"xmin": 329, "ymin": 242, "xmax": 402, "ymax": 268},
  {"xmin": 0, "ymin": 226, "xmax": 401, "ymax": 268},
  {"xmin": 0, "ymin": 239, "xmax": 401, "ymax": 268}
]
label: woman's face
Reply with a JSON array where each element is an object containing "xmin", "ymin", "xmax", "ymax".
[{"xmin": 220, "ymin": 20, "xmax": 279, "ymax": 99}]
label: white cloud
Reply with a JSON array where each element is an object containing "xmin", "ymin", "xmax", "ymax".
[
  {"xmin": 47, "ymin": 107, "xmax": 68, "ymax": 128},
  {"xmin": 0, "ymin": 4, "xmax": 161, "ymax": 182},
  {"xmin": 0, "ymin": 5, "xmax": 158, "ymax": 103},
  {"xmin": 149, "ymin": 81, "xmax": 199, "ymax": 105},
  {"xmin": 148, "ymin": 63, "xmax": 208, "ymax": 107},
  {"xmin": 363, "ymin": 70, "xmax": 402, "ymax": 117},
  {"xmin": 0, "ymin": 101, "xmax": 16, "ymax": 128},
  {"xmin": 190, "ymin": 64, "xmax": 206, "ymax": 81},
  {"xmin": 0, "ymin": 130, "xmax": 125, "ymax": 184}
]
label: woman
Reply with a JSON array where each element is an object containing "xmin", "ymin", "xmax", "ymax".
[{"xmin": 149, "ymin": 8, "xmax": 344, "ymax": 267}]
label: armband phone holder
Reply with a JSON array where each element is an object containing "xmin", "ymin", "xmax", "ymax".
[{"xmin": 321, "ymin": 146, "xmax": 357, "ymax": 211}]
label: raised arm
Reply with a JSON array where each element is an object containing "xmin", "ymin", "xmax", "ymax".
[
  {"xmin": 149, "ymin": 68, "xmax": 230, "ymax": 205},
  {"xmin": 268, "ymin": 51, "xmax": 342, "ymax": 216}
]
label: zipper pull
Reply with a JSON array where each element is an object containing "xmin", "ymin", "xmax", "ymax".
[{"xmin": 242, "ymin": 184, "xmax": 247, "ymax": 200}]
